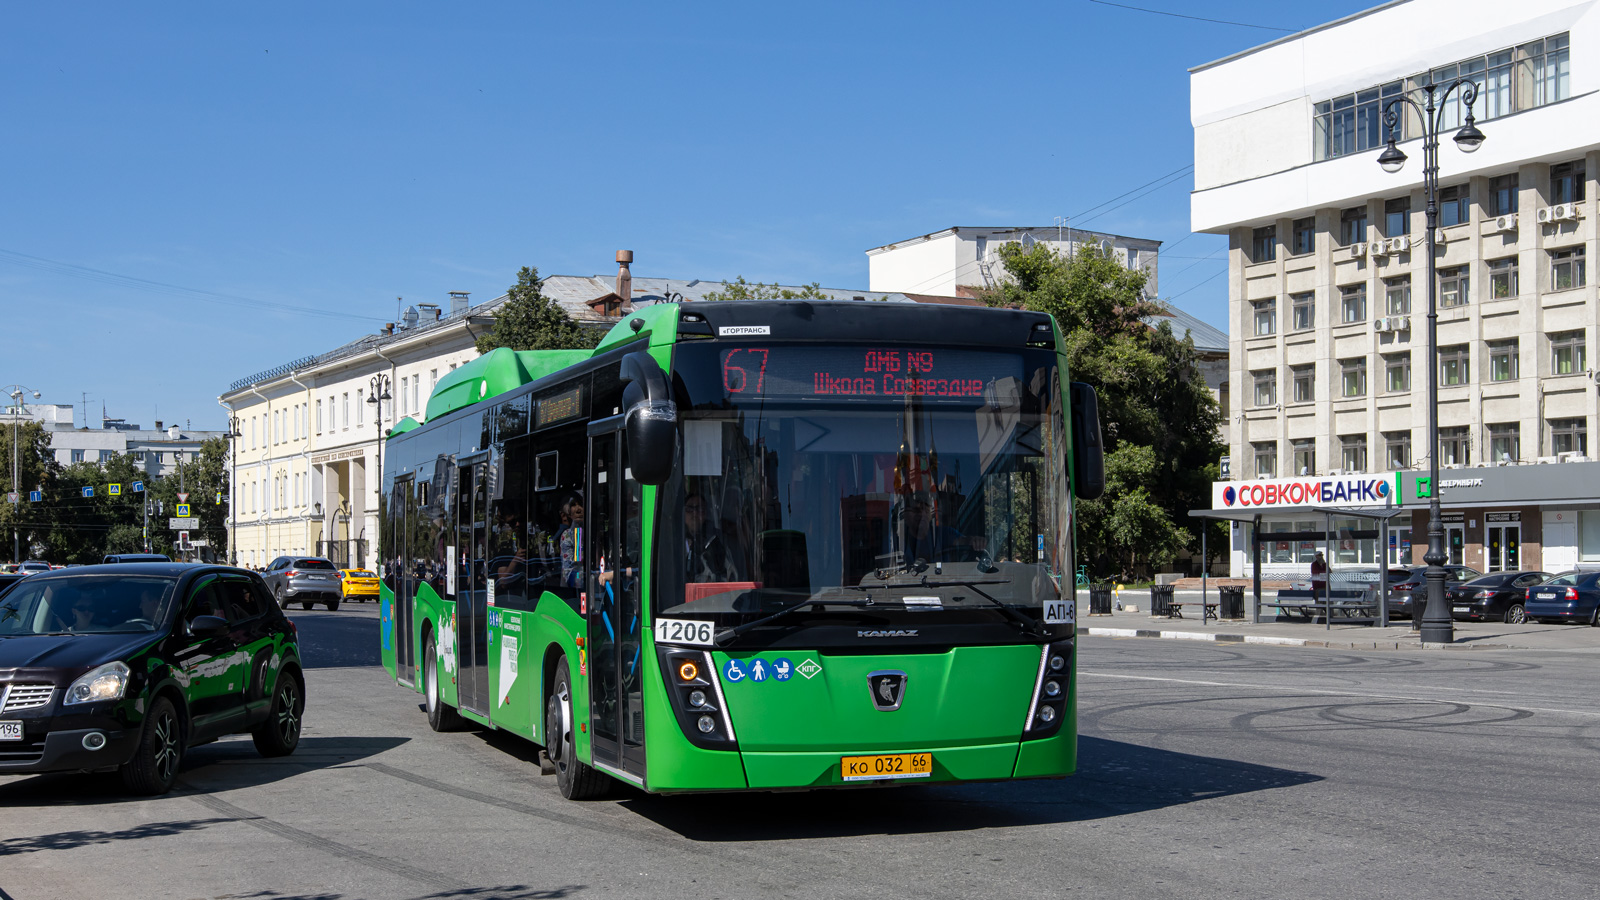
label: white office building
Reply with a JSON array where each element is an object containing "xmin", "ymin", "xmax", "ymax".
[{"xmin": 1192, "ymin": 0, "xmax": 1600, "ymax": 576}]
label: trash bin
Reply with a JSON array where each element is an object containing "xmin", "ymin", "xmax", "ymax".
[
  {"xmin": 1218, "ymin": 586, "xmax": 1244, "ymax": 619},
  {"xmin": 1150, "ymin": 584, "xmax": 1175, "ymax": 617},
  {"xmin": 1089, "ymin": 584, "xmax": 1113, "ymax": 615}
]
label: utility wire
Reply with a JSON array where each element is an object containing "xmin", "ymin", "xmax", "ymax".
[
  {"xmin": 1071, "ymin": 164, "xmax": 1193, "ymax": 221},
  {"xmin": 1166, "ymin": 267, "xmax": 1228, "ymax": 301},
  {"xmin": 0, "ymin": 248, "xmax": 384, "ymax": 324},
  {"xmin": 1086, "ymin": 0, "xmax": 1294, "ymax": 32}
]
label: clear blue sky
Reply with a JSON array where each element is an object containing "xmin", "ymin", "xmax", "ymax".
[{"xmin": 2, "ymin": 1, "xmax": 1371, "ymax": 430}]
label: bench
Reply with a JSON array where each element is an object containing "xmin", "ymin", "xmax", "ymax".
[
  {"xmin": 1270, "ymin": 589, "xmax": 1382, "ymax": 623},
  {"xmin": 1165, "ymin": 601, "xmax": 1218, "ymax": 619}
]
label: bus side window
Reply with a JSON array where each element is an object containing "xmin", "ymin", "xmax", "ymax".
[{"xmin": 530, "ymin": 421, "xmax": 587, "ymax": 610}]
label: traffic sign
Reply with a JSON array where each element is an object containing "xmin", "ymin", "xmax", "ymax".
[
  {"xmin": 131, "ymin": 481, "xmax": 144, "ymax": 493},
  {"xmin": 5, "ymin": 492, "xmax": 15, "ymax": 504},
  {"xmin": 175, "ymin": 503, "xmax": 191, "ymax": 517},
  {"xmin": 169, "ymin": 517, "xmax": 200, "ymax": 530},
  {"xmin": 81, "ymin": 486, "xmax": 94, "ymax": 498},
  {"xmin": 28, "ymin": 491, "xmax": 40, "ymax": 502},
  {"xmin": 177, "ymin": 493, "xmax": 190, "ymax": 504},
  {"xmin": 108, "ymin": 483, "xmax": 122, "ymax": 496}
]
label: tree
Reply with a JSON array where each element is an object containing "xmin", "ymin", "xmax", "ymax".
[
  {"xmin": 701, "ymin": 276, "xmax": 831, "ymax": 302},
  {"xmin": 0, "ymin": 421, "xmax": 59, "ymax": 563},
  {"xmin": 475, "ymin": 266, "xmax": 598, "ymax": 354},
  {"xmin": 980, "ymin": 242, "xmax": 1223, "ymax": 580}
]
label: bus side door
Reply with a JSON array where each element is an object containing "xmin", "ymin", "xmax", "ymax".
[{"xmin": 586, "ymin": 418, "xmax": 646, "ymax": 781}]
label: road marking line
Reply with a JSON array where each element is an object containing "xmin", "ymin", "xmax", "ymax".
[{"xmin": 1079, "ymin": 671, "xmax": 1600, "ymax": 718}]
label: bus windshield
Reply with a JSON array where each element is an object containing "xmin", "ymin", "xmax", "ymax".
[{"xmin": 659, "ymin": 343, "xmax": 1069, "ymax": 640}]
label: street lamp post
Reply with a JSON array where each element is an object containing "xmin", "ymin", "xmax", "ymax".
[
  {"xmin": 227, "ymin": 416, "xmax": 242, "ymax": 566},
  {"xmin": 1377, "ymin": 79, "xmax": 1487, "ymax": 645},
  {"xmin": 366, "ymin": 374, "xmax": 392, "ymax": 569},
  {"xmin": 5, "ymin": 385, "xmax": 42, "ymax": 564}
]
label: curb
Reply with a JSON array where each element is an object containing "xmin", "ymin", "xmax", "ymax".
[{"xmin": 1077, "ymin": 626, "xmax": 1518, "ymax": 652}]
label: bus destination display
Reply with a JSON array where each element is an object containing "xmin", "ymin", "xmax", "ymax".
[{"xmin": 720, "ymin": 347, "xmax": 1016, "ymax": 399}]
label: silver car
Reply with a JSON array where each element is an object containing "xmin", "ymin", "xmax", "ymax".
[{"xmin": 263, "ymin": 556, "xmax": 343, "ymax": 611}]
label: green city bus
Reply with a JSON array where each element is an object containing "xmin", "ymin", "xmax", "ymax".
[{"xmin": 379, "ymin": 299, "xmax": 1104, "ymax": 798}]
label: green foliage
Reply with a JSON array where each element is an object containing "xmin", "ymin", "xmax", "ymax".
[
  {"xmin": 701, "ymin": 276, "xmax": 831, "ymax": 302},
  {"xmin": 0, "ymin": 427, "xmax": 231, "ymax": 565},
  {"xmin": 981, "ymin": 242, "xmax": 1223, "ymax": 580},
  {"xmin": 475, "ymin": 266, "xmax": 598, "ymax": 354}
]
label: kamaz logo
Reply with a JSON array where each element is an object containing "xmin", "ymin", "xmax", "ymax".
[{"xmin": 857, "ymin": 629, "xmax": 919, "ymax": 638}]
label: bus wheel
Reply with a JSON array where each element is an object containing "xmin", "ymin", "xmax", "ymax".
[
  {"xmin": 422, "ymin": 633, "xmax": 462, "ymax": 732},
  {"xmin": 549, "ymin": 658, "xmax": 611, "ymax": 800}
]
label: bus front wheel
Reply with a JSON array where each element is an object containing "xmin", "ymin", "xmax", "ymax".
[
  {"xmin": 547, "ymin": 657, "xmax": 611, "ymax": 800},
  {"xmin": 423, "ymin": 633, "xmax": 462, "ymax": 733}
]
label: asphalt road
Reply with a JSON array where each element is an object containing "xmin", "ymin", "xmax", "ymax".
[{"xmin": 4, "ymin": 606, "xmax": 1599, "ymax": 900}]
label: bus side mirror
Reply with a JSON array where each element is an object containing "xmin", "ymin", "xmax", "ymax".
[
  {"xmin": 621, "ymin": 351, "xmax": 678, "ymax": 486},
  {"xmin": 1069, "ymin": 382, "xmax": 1105, "ymax": 500}
]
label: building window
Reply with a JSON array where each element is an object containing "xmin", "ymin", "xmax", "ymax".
[
  {"xmin": 1250, "ymin": 225, "xmax": 1276, "ymax": 264},
  {"xmin": 132, "ymin": 451, "xmax": 146, "ymax": 463},
  {"xmin": 1384, "ymin": 197, "xmax": 1411, "ymax": 236},
  {"xmin": 71, "ymin": 449, "xmax": 84, "ymax": 462},
  {"xmin": 1340, "ymin": 207, "xmax": 1368, "ymax": 246},
  {"xmin": 1340, "ymin": 435, "xmax": 1368, "ymax": 473},
  {"xmin": 1290, "ymin": 292, "xmax": 1314, "ymax": 331},
  {"xmin": 1536, "ymin": 34, "xmax": 1572, "ymax": 105},
  {"xmin": 1552, "ymin": 247, "xmax": 1586, "ymax": 290},
  {"xmin": 1489, "ymin": 174, "xmax": 1519, "ymax": 216},
  {"xmin": 315, "ymin": 400, "xmax": 323, "ymax": 434},
  {"xmin": 1340, "ymin": 358, "xmax": 1367, "ymax": 398},
  {"xmin": 1253, "ymin": 441, "xmax": 1277, "ymax": 479},
  {"xmin": 1292, "ymin": 439, "xmax": 1315, "ymax": 476},
  {"xmin": 1252, "ymin": 299, "xmax": 1276, "ymax": 336},
  {"xmin": 1314, "ymin": 81, "xmax": 1403, "ymax": 160},
  {"xmin": 1440, "ymin": 344, "xmax": 1470, "ymax": 386},
  {"xmin": 1252, "ymin": 369, "xmax": 1276, "ymax": 407},
  {"xmin": 1384, "ymin": 353, "xmax": 1411, "ymax": 393},
  {"xmin": 1488, "ymin": 339, "xmax": 1520, "ymax": 382},
  {"xmin": 1438, "ymin": 185, "xmax": 1470, "ymax": 227},
  {"xmin": 1440, "ymin": 426, "xmax": 1470, "ymax": 465},
  {"xmin": 1551, "ymin": 418, "xmax": 1588, "ymax": 456},
  {"xmin": 1439, "ymin": 266, "xmax": 1470, "ymax": 308},
  {"xmin": 1551, "ymin": 330, "xmax": 1587, "ymax": 375},
  {"xmin": 1551, "ymin": 159, "xmax": 1586, "ymax": 205},
  {"xmin": 1488, "ymin": 422, "xmax": 1521, "ymax": 464},
  {"xmin": 356, "ymin": 389, "xmax": 365, "ymax": 427},
  {"xmin": 342, "ymin": 393, "xmax": 349, "ymax": 430},
  {"xmin": 1218, "ymin": 382, "xmax": 1229, "ymax": 418},
  {"xmin": 1385, "ymin": 431, "xmax": 1411, "ymax": 469},
  {"xmin": 1384, "ymin": 277, "xmax": 1411, "ymax": 315},
  {"xmin": 1340, "ymin": 284, "xmax": 1367, "ymax": 323},
  {"xmin": 1487, "ymin": 257, "xmax": 1518, "ymax": 299},
  {"xmin": 99, "ymin": 449, "xmax": 114, "ymax": 463},
  {"xmin": 1291, "ymin": 365, "xmax": 1315, "ymax": 403},
  {"xmin": 1291, "ymin": 217, "xmax": 1315, "ymax": 255},
  {"xmin": 399, "ymin": 377, "xmax": 408, "ymax": 415}
]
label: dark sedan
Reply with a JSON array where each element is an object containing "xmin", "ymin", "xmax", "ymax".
[
  {"xmin": 1525, "ymin": 571, "xmax": 1600, "ymax": 626},
  {"xmin": 0, "ymin": 564, "xmax": 303, "ymax": 794},
  {"xmin": 1386, "ymin": 565, "xmax": 1482, "ymax": 619},
  {"xmin": 1444, "ymin": 571, "xmax": 1550, "ymax": 623}
]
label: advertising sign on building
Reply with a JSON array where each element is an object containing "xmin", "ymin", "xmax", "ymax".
[{"xmin": 1211, "ymin": 473, "xmax": 1399, "ymax": 510}]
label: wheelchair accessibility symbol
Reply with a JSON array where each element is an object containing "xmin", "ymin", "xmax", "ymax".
[{"xmin": 723, "ymin": 659, "xmax": 747, "ymax": 682}]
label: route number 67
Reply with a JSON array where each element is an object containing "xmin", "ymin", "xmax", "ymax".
[{"xmin": 654, "ymin": 618, "xmax": 715, "ymax": 646}]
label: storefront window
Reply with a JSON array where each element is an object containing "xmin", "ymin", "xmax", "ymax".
[{"xmin": 1582, "ymin": 511, "xmax": 1600, "ymax": 562}]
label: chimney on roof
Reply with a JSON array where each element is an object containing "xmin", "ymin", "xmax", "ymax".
[
  {"xmin": 154, "ymin": 420, "xmax": 163, "ymax": 431},
  {"xmin": 416, "ymin": 302, "xmax": 441, "ymax": 321},
  {"xmin": 616, "ymin": 250, "xmax": 633, "ymax": 304},
  {"xmin": 383, "ymin": 323, "xmax": 395, "ymax": 335},
  {"xmin": 449, "ymin": 291, "xmax": 470, "ymax": 315}
]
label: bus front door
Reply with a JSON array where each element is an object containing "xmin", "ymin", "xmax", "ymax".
[
  {"xmin": 586, "ymin": 420, "xmax": 646, "ymax": 783},
  {"xmin": 390, "ymin": 476, "xmax": 416, "ymax": 685},
  {"xmin": 456, "ymin": 457, "xmax": 490, "ymax": 716}
]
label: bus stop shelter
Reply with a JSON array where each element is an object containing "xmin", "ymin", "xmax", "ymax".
[{"xmin": 1188, "ymin": 504, "xmax": 1408, "ymax": 627}]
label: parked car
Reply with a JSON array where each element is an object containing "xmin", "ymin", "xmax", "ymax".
[
  {"xmin": 339, "ymin": 568, "xmax": 379, "ymax": 602},
  {"xmin": 1525, "ymin": 571, "xmax": 1600, "ymax": 625},
  {"xmin": 0, "ymin": 564, "xmax": 303, "ymax": 794},
  {"xmin": 0, "ymin": 573, "xmax": 25, "ymax": 596},
  {"xmin": 1444, "ymin": 571, "xmax": 1551, "ymax": 623},
  {"xmin": 17, "ymin": 561, "xmax": 52, "ymax": 575},
  {"xmin": 262, "ymin": 556, "xmax": 342, "ymax": 610},
  {"xmin": 1386, "ymin": 565, "xmax": 1482, "ymax": 619},
  {"xmin": 101, "ymin": 554, "xmax": 173, "ymax": 565}
]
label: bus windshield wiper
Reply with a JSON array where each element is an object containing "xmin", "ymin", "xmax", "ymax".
[
  {"xmin": 910, "ymin": 576, "xmax": 1049, "ymax": 637},
  {"xmin": 713, "ymin": 597, "xmax": 881, "ymax": 645}
]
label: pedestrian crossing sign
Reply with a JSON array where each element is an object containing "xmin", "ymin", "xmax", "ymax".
[
  {"xmin": 109, "ymin": 484, "xmax": 122, "ymax": 496},
  {"xmin": 175, "ymin": 503, "xmax": 191, "ymax": 517}
]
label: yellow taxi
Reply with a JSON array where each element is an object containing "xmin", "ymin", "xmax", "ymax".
[{"xmin": 339, "ymin": 568, "xmax": 380, "ymax": 602}]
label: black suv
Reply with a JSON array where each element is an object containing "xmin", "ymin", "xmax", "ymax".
[
  {"xmin": 1386, "ymin": 565, "xmax": 1482, "ymax": 619},
  {"xmin": 0, "ymin": 564, "xmax": 303, "ymax": 794}
]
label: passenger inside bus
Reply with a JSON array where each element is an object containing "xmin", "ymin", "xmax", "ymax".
[{"xmin": 685, "ymin": 492, "xmax": 740, "ymax": 583}]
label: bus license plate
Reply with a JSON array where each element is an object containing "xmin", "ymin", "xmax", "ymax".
[
  {"xmin": 0, "ymin": 721, "xmax": 21, "ymax": 741},
  {"xmin": 841, "ymin": 752, "xmax": 932, "ymax": 781}
]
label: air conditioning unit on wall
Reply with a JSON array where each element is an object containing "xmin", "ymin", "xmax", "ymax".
[
  {"xmin": 1368, "ymin": 240, "xmax": 1389, "ymax": 258},
  {"xmin": 1374, "ymin": 318, "xmax": 1391, "ymax": 332},
  {"xmin": 1350, "ymin": 242, "xmax": 1367, "ymax": 258},
  {"xmin": 1538, "ymin": 206, "xmax": 1557, "ymax": 224},
  {"xmin": 1553, "ymin": 203, "xmax": 1582, "ymax": 222},
  {"xmin": 1494, "ymin": 214, "xmax": 1518, "ymax": 233},
  {"xmin": 1387, "ymin": 235, "xmax": 1411, "ymax": 253}
]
